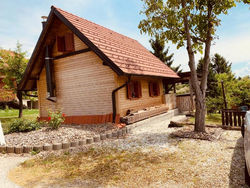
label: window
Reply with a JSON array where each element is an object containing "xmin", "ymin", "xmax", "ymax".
[
  {"xmin": 149, "ymin": 82, "xmax": 160, "ymax": 97},
  {"xmin": 56, "ymin": 33, "xmax": 75, "ymax": 52},
  {"xmin": 127, "ymin": 81, "xmax": 142, "ymax": 99}
]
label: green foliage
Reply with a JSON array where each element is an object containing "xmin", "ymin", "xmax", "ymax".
[
  {"xmin": 0, "ymin": 42, "xmax": 28, "ymax": 92},
  {"xmin": 197, "ymin": 53, "xmax": 232, "ymax": 99},
  {"xmin": 149, "ymin": 35, "xmax": 181, "ymax": 72},
  {"xmin": 139, "ymin": 0, "xmax": 240, "ymax": 54},
  {"xmin": 0, "ymin": 109, "xmax": 39, "ymax": 134},
  {"xmin": 231, "ymin": 76, "xmax": 250, "ymax": 106},
  {"xmin": 211, "ymin": 74, "xmax": 250, "ymax": 111},
  {"xmin": 8, "ymin": 118, "xmax": 41, "ymax": 133},
  {"xmin": 47, "ymin": 110, "xmax": 65, "ymax": 130}
]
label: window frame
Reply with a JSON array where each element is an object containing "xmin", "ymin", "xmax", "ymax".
[
  {"xmin": 127, "ymin": 81, "xmax": 142, "ymax": 99},
  {"xmin": 149, "ymin": 82, "xmax": 160, "ymax": 97},
  {"xmin": 56, "ymin": 33, "xmax": 75, "ymax": 53}
]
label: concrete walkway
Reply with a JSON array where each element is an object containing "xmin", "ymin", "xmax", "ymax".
[{"xmin": 0, "ymin": 156, "xmax": 28, "ymax": 188}]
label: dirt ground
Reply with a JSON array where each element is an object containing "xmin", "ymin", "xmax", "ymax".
[{"xmin": 7, "ymin": 114, "xmax": 249, "ymax": 187}]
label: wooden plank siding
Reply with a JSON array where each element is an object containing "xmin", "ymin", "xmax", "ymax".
[
  {"xmin": 36, "ymin": 22, "xmax": 167, "ymax": 124},
  {"xmin": 116, "ymin": 76, "xmax": 164, "ymax": 117},
  {"xmin": 37, "ymin": 33, "xmax": 117, "ymax": 122}
]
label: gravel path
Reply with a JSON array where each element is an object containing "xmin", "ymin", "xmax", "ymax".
[
  {"xmin": 0, "ymin": 156, "xmax": 28, "ymax": 188},
  {"xmin": 101, "ymin": 113, "xmax": 187, "ymax": 152},
  {"xmin": 6, "ymin": 112, "xmax": 247, "ymax": 187}
]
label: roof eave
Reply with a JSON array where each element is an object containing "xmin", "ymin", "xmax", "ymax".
[
  {"xmin": 18, "ymin": 7, "xmax": 56, "ymax": 91},
  {"xmin": 18, "ymin": 6, "xmax": 124, "ymax": 91},
  {"xmin": 53, "ymin": 8, "xmax": 124, "ymax": 76}
]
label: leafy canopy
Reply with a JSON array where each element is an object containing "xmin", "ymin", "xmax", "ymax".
[
  {"xmin": 139, "ymin": 0, "xmax": 240, "ymax": 54},
  {"xmin": 0, "ymin": 42, "xmax": 28, "ymax": 92}
]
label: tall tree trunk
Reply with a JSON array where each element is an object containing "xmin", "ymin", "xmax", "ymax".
[
  {"xmin": 181, "ymin": 0, "xmax": 213, "ymax": 132},
  {"xmin": 17, "ymin": 91, "xmax": 23, "ymax": 118}
]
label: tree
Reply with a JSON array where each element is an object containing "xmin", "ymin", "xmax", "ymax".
[
  {"xmin": 212, "ymin": 53, "xmax": 232, "ymax": 74},
  {"xmin": 215, "ymin": 73, "xmax": 249, "ymax": 109},
  {"xmin": 139, "ymin": 0, "xmax": 248, "ymax": 132},
  {"xmin": 197, "ymin": 53, "xmax": 232, "ymax": 99},
  {"xmin": 0, "ymin": 42, "xmax": 28, "ymax": 117},
  {"xmin": 149, "ymin": 35, "xmax": 181, "ymax": 72}
]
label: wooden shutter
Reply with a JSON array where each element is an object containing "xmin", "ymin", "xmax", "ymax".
[
  {"xmin": 156, "ymin": 83, "xmax": 160, "ymax": 96},
  {"xmin": 56, "ymin": 36, "xmax": 65, "ymax": 52},
  {"xmin": 149, "ymin": 82, "xmax": 153, "ymax": 97},
  {"xmin": 65, "ymin": 33, "xmax": 75, "ymax": 52},
  {"xmin": 127, "ymin": 82, "xmax": 132, "ymax": 99},
  {"xmin": 138, "ymin": 81, "xmax": 142, "ymax": 98}
]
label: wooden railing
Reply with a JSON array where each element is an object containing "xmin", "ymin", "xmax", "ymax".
[{"xmin": 222, "ymin": 109, "xmax": 246, "ymax": 127}]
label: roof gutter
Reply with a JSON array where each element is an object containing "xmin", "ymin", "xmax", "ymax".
[{"xmin": 112, "ymin": 75, "xmax": 131, "ymax": 123}]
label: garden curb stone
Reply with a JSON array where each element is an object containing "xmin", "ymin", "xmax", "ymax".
[
  {"xmin": 14, "ymin": 146, "xmax": 23, "ymax": 154},
  {"xmin": 2, "ymin": 127, "xmax": 129, "ymax": 154},
  {"xmin": 43, "ymin": 144, "xmax": 52, "ymax": 151}
]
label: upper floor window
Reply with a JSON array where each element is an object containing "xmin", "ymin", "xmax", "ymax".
[
  {"xmin": 127, "ymin": 81, "xmax": 142, "ymax": 99},
  {"xmin": 149, "ymin": 82, "xmax": 160, "ymax": 97},
  {"xmin": 56, "ymin": 33, "xmax": 75, "ymax": 52}
]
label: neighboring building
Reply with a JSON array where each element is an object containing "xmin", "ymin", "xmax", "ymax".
[{"xmin": 18, "ymin": 6, "xmax": 179, "ymax": 124}]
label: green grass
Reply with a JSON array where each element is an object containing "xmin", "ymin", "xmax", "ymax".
[
  {"xmin": 0, "ymin": 109, "xmax": 39, "ymax": 134},
  {"xmin": 189, "ymin": 113, "xmax": 222, "ymax": 125}
]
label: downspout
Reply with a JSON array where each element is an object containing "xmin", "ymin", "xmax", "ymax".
[
  {"xmin": 45, "ymin": 45, "xmax": 56, "ymax": 102},
  {"xmin": 112, "ymin": 75, "xmax": 131, "ymax": 123}
]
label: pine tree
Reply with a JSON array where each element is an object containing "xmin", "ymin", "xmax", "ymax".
[
  {"xmin": 149, "ymin": 36, "xmax": 181, "ymax": 73},
  {"xmin": 197, "ymin": 53, "xmax": 233, "ymax": 112}
]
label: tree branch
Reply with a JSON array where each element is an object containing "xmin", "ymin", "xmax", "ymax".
[{"xmin": 200, "ymin": 0, "xmax": 213, "ymax": 97}]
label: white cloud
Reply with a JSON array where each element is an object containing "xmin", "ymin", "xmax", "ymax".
[
  {"xmin": 234, "ymin": 62, "xmax": 250, "ymax": 78},
  {"xmin": 212, "ymin": 33, "xmax": 250, "ymax": 64}
]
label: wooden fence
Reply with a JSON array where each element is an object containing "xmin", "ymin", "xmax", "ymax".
[{"xmin": 222, "ymin": 109, "xmax": 246, "ymax": 127}]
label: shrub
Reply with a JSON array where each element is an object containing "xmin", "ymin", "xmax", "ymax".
[
  {"xmin": 8, "ymin": 119, "xmax": 41, "ymax": 133},
  {"xmin": 47, "ymin": 110, "xmax": 65, "ymax": 130}
]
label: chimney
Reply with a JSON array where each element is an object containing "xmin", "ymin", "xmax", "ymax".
[{"xmin": 41, "ymin": 16, "xmax": 48, "ymax": 29}]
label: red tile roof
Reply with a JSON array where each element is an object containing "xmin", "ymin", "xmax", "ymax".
[{"xmin": 55, "ymin": 7, "xmax": 179, "ymax": 78}]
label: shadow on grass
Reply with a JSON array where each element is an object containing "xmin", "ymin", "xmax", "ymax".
[{"xmin": 229, "ymin": 136, "xmax": 249, "ymax": 188}]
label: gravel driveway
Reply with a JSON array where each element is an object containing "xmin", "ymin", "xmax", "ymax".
[{"xmin": 7, "ymin": 112, "xmax": 248, "ymax": 187}]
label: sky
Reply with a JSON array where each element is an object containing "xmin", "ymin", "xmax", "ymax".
[{"xmin": 0, "ymin": 0, "xmax": 249, "ymax": 77}]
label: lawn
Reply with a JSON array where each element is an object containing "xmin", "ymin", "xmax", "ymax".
[
  {"xmin": 0, "ymin": 109, "xmax": 39, "ymax": 134},
  {"xmin": 189, "ymin": 113, "xmax": 222, "ymax": 125}
]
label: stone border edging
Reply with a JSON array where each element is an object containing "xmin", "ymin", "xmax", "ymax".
[{"xmin": 0, "ymin": 127, "xmax": 131, "ymax": 154}]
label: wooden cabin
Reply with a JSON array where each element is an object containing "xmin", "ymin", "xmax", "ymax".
[{"xmin": 18, "ymin": 6, "xmax": 179, "ymax": 124}]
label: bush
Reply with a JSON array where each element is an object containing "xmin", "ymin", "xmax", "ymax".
[
  {"xmin": 8, "ymin": 119, "xmax": 41, "ymax": 133},
  {"xmin": 47, "ymin": 110, "xmax": 65, "ymax": 130}
]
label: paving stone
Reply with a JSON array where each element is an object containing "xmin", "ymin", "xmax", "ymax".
[
  {"xmin": 62, "ymin": 142, "xmax": 70, "ymax": 149},
  {"xmin": 79, "ymin": 140, "xmax": 86, "ymax": 146},
  {"xmin": 53, "ymin": 143, "xmax": 62, "ymax": 150},
  {"xmin": 6, "ymin": 146, "xmax": 14, "ymax": 153},
  {"xmin": 70, "ymin": 141, "xmax": 79, "ymax": 147},
  {"xmin": 23, "ymin": 146, "xmax": 33, "ymax": 153},
  {"xmin": 43, "ymin": 144, "xmax": 52, "ymax": 151},
  {"xmin": 117, "ymin": 130, "xmax": 123, "ymax": 137},
  {"xmin": 100, "ymin": 134, "xmax": 106, "ymax": 140},
  {"xmin": 14, "ymin": 146, "xmax": 23, "ymax": 154},
  {"xmin": 0, "ymin": 145, "xmax": 6, "ymax": 153},
  {"xmin": 33, "ymin": 145, "xmax": 43, "ymax": 152},
  {"xmin": 86, "ymin": 138, "xmax": 93, "ymax": 144},
  {"xmin": 122, "ymin": 128, "xmax": 126, "ymax": 135},
  {"xmin": 94, "ymin": 136, "xmax": 100, "ymax": 142},
  {"xmin": 106, "ymin": 133, "xmax": 112, "ymax": 139},
  {"xmin": 112, "ymin": 131, "xmax": 118, "ymax": 137}
]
